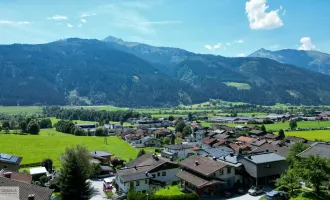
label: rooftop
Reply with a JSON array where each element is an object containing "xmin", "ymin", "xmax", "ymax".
[
  {"xmin": 244, "ymin": 153, "xmax": 285, "ymax": 164},
  {"xmin": 0, "ymin": 176, "xmax": 53, "ymax": 200},
  {"xmin": 90, "ymin": 150, "xmax": 113, "ymax": 157},
  {"xmin": 179, "ymin": 155, "xmax": 228, "ymax": 176},
  {"xmin": 30, "ymin": 167, "xmax": 48, "ymax": 175},
  {"xmin": 297, "ymin": 142, "xmax": 330, "ymax": 159},
  {"xmin": 0, "ymin": 170, "xmax": 32, "ymax": 183},
  {"xmin": 0, "ymin": 153, "xmax": 22, "ymax": 165},
  {"xmin": 236, "ymin": 136, "xmax": 254, "ymax": 143},
  {"xmin": 165, "ymin": 144, "xmax": 193, "ymax": 150},
  {"xmin": 117, "ymin": 165, "xmax": 153, "ymax": 182}
]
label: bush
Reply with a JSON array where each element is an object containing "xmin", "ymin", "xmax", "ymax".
[
  {"xmin": 27, "ymin": 120, "xmax": 40, "ymax": 134},
  {"xmin": 275, "ymin": 185, "xmax": 289, "ymax": 192}
]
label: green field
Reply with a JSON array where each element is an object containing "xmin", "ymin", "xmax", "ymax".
[
  {"xmin": 0, "ymin": 129, "xmax": 138, "ymax": 169},
  {"xmin": 154, "ymin": 186, "xmax": 184, "ymax": 196},
  {"xmin": 284, "ymin": 130, "xmax": 330, "ymax": 141},
  {"xmin": 0, "ymin": 106, "xmax": 43, "ymax": 115}
]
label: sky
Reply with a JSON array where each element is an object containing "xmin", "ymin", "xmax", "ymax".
[{"xmin": 0, "ymin": 0, "xmax": 329, "ymax": 57}]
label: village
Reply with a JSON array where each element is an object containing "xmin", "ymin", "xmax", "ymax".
[{"xmin": 1, "ymin": 111, "xmax": 330, "ymax": 200}]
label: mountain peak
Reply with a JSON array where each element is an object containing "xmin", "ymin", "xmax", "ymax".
[{"xmin": 104, "ymin": 35, "xmax": 124, "ymax": 43}]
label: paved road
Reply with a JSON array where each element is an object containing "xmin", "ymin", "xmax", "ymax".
[{"xmin": 89, "ymin": 177, "xmax": 115, "ymax": 200}]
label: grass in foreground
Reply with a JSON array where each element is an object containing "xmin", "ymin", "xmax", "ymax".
[
  {"xmin": 0, "ymin": 129, "xmax": 137, "ymax": 169},
  {"xmin": 154, "ymin": 185, "xmax": 184, "ymax": 196}
]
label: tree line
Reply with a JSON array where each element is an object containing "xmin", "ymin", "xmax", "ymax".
[
  {"xmin": 1, "ymin": 117, "xmax": 52, "ymax": 135},
  {"xmin": 54, "ymin": 120, "xmax": 108, "ymax": 136}
]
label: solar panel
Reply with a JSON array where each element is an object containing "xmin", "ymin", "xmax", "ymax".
[{"xmin": 1, "ymin": 154, "xmax": 12, "ymax": 160}]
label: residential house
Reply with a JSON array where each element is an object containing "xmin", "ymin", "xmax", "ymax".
[
  {"xmin": 228, "ymin": 143, "xmax": 252, "ymax": 153},
  {"xmin": 176, "ymin": 155, "xmax": 240, "ymax": 197},
  {"xmin": 315, "ymin": 111, "xmax": 330, "ymax": 120},
  {"xmin": 137, "ymin": 120, "xmax": 162, "ymax": 128},
  {"xmin": 238, "ymin": 153, "xmax": 288, "ymax": 186},
  {"xmin": 153, "ymin": 128, "xmax": 172, "ymax": 139},
  {"xmin": 202, "ymin": 137, "xmax": 218, "ymax": 148},
  {"xmin": 262, "ymin": 133, "xmax": 280, "ymax": 140},
  {"xmin": 144, "ymin": 137, "xmax": 162, "ymax": 147},
  {"xmin": 0, "ymin": 169, "xmax": 32, "ymax": 183},
  {"xmin": 249, "ymin": 138, "xmax": 267, "ymax": 148},
  {"xmin": 75, "ymin": 124, "xmax": 97, "ymax": 133},
  {"xmin": 116, "ymin": 154, "xmax": 179, "ymax": 193},
  {"xmin": 195, "ymin": 130, "xmax": 209, "ymax": 141},
  {"xmin": 297, "ymin": 142, "xmax": 330, "ymax": 159},
  {"xmin": 251, "ymin": 142, "xmax": 290, "ymax": 157},
  {"xmin": 197, "ymin": 146, "xmax": 234, "ymax": 158},
  {"xmin": 0, "ymin": 153, "xmax": 22, "ymax": 172},
  {"xmin": 236, "ymin": 136, "xmax": 254, "ymax": 144},
  {"xmin": 182, "ymin": 137, "xmax": 199, "ymax": 146},
  {"xmin": 0, "ymin": 176, "xmax": 53, "ymax": 200},
  {"xmin": 266, "ymin": 114, "xmax": 291, "ymax": 121},
  {"xmin": 235, "ymin": 126, "xmax": 249, "ymax": 131},
  {"xmin": 285, "ymin": 136, "xmax": 307, "ymax": 146},
  {"xmin": 161, "ymin": 144, "xmax": 194, "ymax": 159},
  {"xmin": 248, "ymin": 130, "xmax": 265, "ymax": 137},
  {"xmin": 90, "ymin": 150, "xmax": 113, "ymax": 165}
]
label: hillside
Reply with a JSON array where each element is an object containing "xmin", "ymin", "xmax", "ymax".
[
  {"xmin": 0, "ymin": 38, "xmax": 200, "ymax": 107},
  {"xmin": 249, "ymin": 48, "xmax": 330, "ymax": 75},
  {"xmin": 2, "ymin": 37, "xmax": 330, "ymax": 106}
]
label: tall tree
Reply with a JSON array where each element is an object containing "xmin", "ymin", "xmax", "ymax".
[
  {"xmin": 187, "ymin": 113, "xmax": 193, "ymax": 121},
  {"xmin": 260, "ymin": 125, "xmax": 266, "ymax": 133},
  {"xmin": 289, "ymin": 120, "xmax": 298, "ymax": 130},
  {"xmin": 136, "ymin": 149, "xmax": 146, "ymax": 158},
  {"xmin": 278, "ymin": 129, "xmax": 285, "ymax": 139},
  {"xmin": 163, "ymin": 137, "xmax": 171, "ymax": 145},
  {"xmin": 175, "ymin": 120, "xmax": 186, "ymax": 133},
  {"xmin": 27, "ymin": 121, "xmax": 40, "ymax": 135},
  {"xmin": 275, "ymin": 168, "xmax": 300, "ymax": 193},
  {"xmin": 19, "ymin": 121, "xmax": 28, "ymax": 133},
  {"xmin": 59, "ymin": 145, "xmax": 92, "ymax": 200},
  {"xmin": 42, "ymin": 158, "xmax": 53, "ymax": 173},
  {"xmin": 286, "ymin": 142, "xmax": 308, "ymax": 167},
  {"xmin": 183, "ymin": 126, "xmax": 192, "ymax": 136}
]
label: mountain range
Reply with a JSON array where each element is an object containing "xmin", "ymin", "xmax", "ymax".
[
  {"xmin": 1, "ymin": 36, "xmax": 330, "ymax": 107},
  {"xmin": 249, "ymin": 48, "xmax": 330, "ymax": 75}
]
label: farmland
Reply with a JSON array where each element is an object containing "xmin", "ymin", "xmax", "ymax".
[{"xmin": 0, "ymin": 129, "xmax": 138, "ymax": 169}]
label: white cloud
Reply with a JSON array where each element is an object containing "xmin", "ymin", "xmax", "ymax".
[
  {"xmin": 67, "ymin": 23, "xmax": 73, "ymax": 28},
  {"xmin": 246, "ymin": 0, "xmax": 283, "ymax": 30},
  {"xmin": 81, "ymin": 19, "xmax": 87, "ymax": 23},
  {"xmin": 237, "ymin": 53, "xmax": 246, "ymax": 57},
  {"xmin": 80, "ymin": 13, "xmax": 96, "ymax": 18},
  {"xmin": 298, "ymin": 37, "xmax": 316, "ymax": 51},
  {"xmin": 235, "ymin": 39, "xmax": 244, "ymax": 43},
  {"xmin": 47, "ymin": 15, "xmax": 68, "ymax": 20},
  {"xmin": 205, "ymin": 43, "xmax": 222, "ymax": 51},
  {"xmin": 0, "ymin": 20, "xmax": 31, "ymax": 25}
]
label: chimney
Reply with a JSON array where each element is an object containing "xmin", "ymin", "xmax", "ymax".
[
  {"xmin": 4, "ymin": 172, "xmax": 11, "ymax": 178},
  {"xmin": 94, "ymin": 151, "xmax": 96, "ymax": 154},
  {"xmin": 28, "ymin": 194, "xmax": 35, "ymax": 200},
  {"xmin": 134, "ymin": 166, "xmax": 137, "ymax": 170},
  {"xmin": 248, "ymin": 155, "xmax": 252, "ymax": 159},
  {"xmin": 213, "ymin": 156, "xmax": 217, "ymax": 161},
  {"xmin": 265, "ymin": 148, "xmax": 269, "ymax": 152}
]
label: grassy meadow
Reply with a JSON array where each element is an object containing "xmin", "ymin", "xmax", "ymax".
[{"xmin": 0, "ymin": 129, "xmax": 138, "ymax": 169}]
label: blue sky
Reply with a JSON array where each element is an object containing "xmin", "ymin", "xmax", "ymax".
[{"xmin": 0, "ymin": 0, "xmax": 329, "ymax": 56}]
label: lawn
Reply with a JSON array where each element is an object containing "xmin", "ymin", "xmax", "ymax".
[
  {"xmin": 154, "ymin": 186, "xmax": 184, "ymax": 196},
  {"xmin": 0, "ymin": 129, "xmax": 138, "ymax": 169},
  {"xmin": 0, "ymin": 106, "xmax": 43, "ymax": 115},
  {"xmin": 265, "ymin": 121, "xmax": 330, "ymax": 131},
  {"xmin": 284, "ymin": 130, "xmax": 330, "ymax": 141}
]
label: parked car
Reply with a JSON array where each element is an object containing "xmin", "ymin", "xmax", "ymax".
[
  {"xmin": 237, "ymin": 187, "xmax": 245, "ymax": 194},
  {"xmin": 103, "ymin": 178, "xmax": 113, "ymax": 191},
  {"xmin": 266, "ymin": 190, "xmax": 289, "ymax": 200},
  {"xmin": 248, "ymin": 185, "xmax": 264, "ymax": 196}
]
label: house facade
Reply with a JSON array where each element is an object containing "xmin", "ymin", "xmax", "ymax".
[{"xmin": 0, "ymin": 153, "xmax": 22, "ymax": 172}]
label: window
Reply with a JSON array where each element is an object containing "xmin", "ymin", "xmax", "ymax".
[
  {"xmin": 162, "ymin": 171, "xmax": 166, "ymax": 176},
  {"xmin": 227, "ymin": 167, "xmax": 231, "ymax": 174},
  {"xmin": 157, "ymin": 172, "xmax": 160, "ymax": 176},
  {"xmin": 145, "ymin": 179, "xmax": 148, "ymax": 184},
  {"xmin": 136, "ymin": 181, "xmax": 140, "ymax": 186},
  {"xmin": 219, "ymin": 169, "xmax": 223, "ymax": 175},
  {"xmin": 152, "ymin": 174, "xmax": 156, "ymax": 178}
]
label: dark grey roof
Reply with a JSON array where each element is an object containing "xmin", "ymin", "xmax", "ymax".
[
  {"xmin": 165, "ymin": 144, "xmax": 193, "ymax": 150},
  {"xmin": 0, "ymin": 153, "xmax": 23, "ymax": 165},
  {"xmin": 245, "ymin": 153, "xmax": 285, "ymax": 164},
  {"xmin": 100, "ymin": 165, "xmax": 113, "ymax": 171},
  {"xmin": 0, "ymin": 177, "xmax": 53, "ymax": 200},
  {"xmin": 249, "ymin": 130, "xmax": 264, "ymax": 135},
  {"xmin": 199, "ymin": 147, "xmax": 234, "ymax": 158},
  {"xmin": 297, "ymin": 142, "xmax": 330, "ymax": 159},
  {"xmin": 117, "ymin": 166, "xmax": 153, "ymax": 182},
  {"xmin": 90, "ymin": 150, "xmax": 113, "ymax": 157},
  {"xmin": 252, "ymin": 143, "xmax": 291, "ymax": 157}
]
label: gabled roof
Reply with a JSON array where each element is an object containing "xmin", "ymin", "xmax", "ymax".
[
  {"xmin": 228, "ymin": 143, "xmax": 251, "ymax": 152},
  {"xmin": 251, "ymin": 143, "xmax": 290, "ymax": 157},
  {"xmin": 202, "ymin": 137, "xmax": 217, "ymax": 145},
  {"xmin": 285, "ymin": 136, "xmax": 307, "ymax": 143},
  {"xmin": 0, "ymin": 170, "xmax": 32, "ymax": 183},
  {"xmin": 117, "ymin": 166, "xmax": 153, "ymax": 182},
  {"xmin": 236, "ymin": 136, "xmax": 254, "ymax": 143},
  {"xmin": 176, "ymin": 170, "xmax": 209, "ymax": 187},
  {"xmin": 90, "ymin": 150, "xmax": 113, "ymax": 157},
  {"xmin": 297, "ymin": 142, "xmax": 330, "ymax": 159},
  {"xmin": 213, "ymin": 139, "xmax": 229, "ymax": 147},
  {"xmin": 0, "ymin": 177, "xmax": 53, "ymax": 200},
  {"xmin": 263, "ymin": 133, "xmax": 280, "ymax": 140},
  {"xmin": 249, "ymin": 130, "xmax": 264, "ymax": 135},
  {"xmin": 179, "ymin": 155, "xmax": 228, "ymax": 176},
  {"xmin": 250, "ymin": 139, "xmax": 267, "ymax": 147},
  {"xmin": 244, "ymin": 153, "xmax": 285, "ymax": 164}
]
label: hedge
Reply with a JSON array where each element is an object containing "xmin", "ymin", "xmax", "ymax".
[{"xmin": 127, "ymin": 190, "xmax": 199, "ymax": 200}]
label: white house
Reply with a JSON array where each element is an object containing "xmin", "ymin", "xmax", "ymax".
[
  {"xmin": 161, "ymin": 144, "xmax": 194, "ymax": 159},
  {"xmin": 115, "ymin": 154, "xmax": 179, "ymax": 193}
]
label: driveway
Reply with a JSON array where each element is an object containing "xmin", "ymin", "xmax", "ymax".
[
  {"xmin": 204, "ymin": 186, "xmax": 273, "ymax": 200},
  {"xmin": 89, "ymin": 177, "xmax": 115, "ymax": 200}
]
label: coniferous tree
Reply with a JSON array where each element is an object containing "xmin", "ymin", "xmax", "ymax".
[{"xmin": 59, "ymin": 145, "xmax": 92, "ymax": 200}]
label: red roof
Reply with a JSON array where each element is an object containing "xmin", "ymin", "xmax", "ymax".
[
  {"xmin": 213, "ymin": 139, "xmax": 229, "ymax": 147},
  {"xmin": 202, "ymin": 137, "xmax": 217, "ymax": 145},
  {"xmin": 228, "ymin": 143, "xmax": 252, "ymax": 152},
  {"xmin": 0, "ymin": 170, "xmax": 32, "ymax": 183},
  {"xmin": 236, "ymin": 136, "xmax": 254, "ymax": 143}
]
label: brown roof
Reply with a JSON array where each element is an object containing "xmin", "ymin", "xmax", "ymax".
[
  {"xmin": 285, "ymin": 136, "xmax": 307, "ymax": 143},
  {"xmin": 202, "ymin": 137, "xmax": 217, "ymax": 145},
  {"xmin": 252, "ymin": 143, "xmax": 291, "ymax": 157},
  {"xmin": 228, "ymin": 143, "xmax": 252, "ymax": 152},
  {"xmin": 249, "ymin": 139, "xmax": 267, "ymax": 147},
  {"xmin": 176, "ymin": 170, "xmax": 209, "ymax": 187},
  {"xmin": 179, "ymin": 155, "xmax": 228, "ymax": 176},
  {"xmin": 236, "ymin": 136, "xmax": 254, "ymax": 143},
  {"xmin": 154, "ymin": 129, "xmax": 171, "ymax": 135},
  {"xmin": 0, "ymin": 170, "xmax": 32, "ymax": 183},
  {"xmin": 263, "ymin": 133, "xmax": 280, "ymax": 140},
  {"xmin": 0, "ymin": 177, "xmax": 53, "ymax": 200},
  {"xmin": 213, "ymin": 139, "xmax": 229, "ymax": 147}
]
